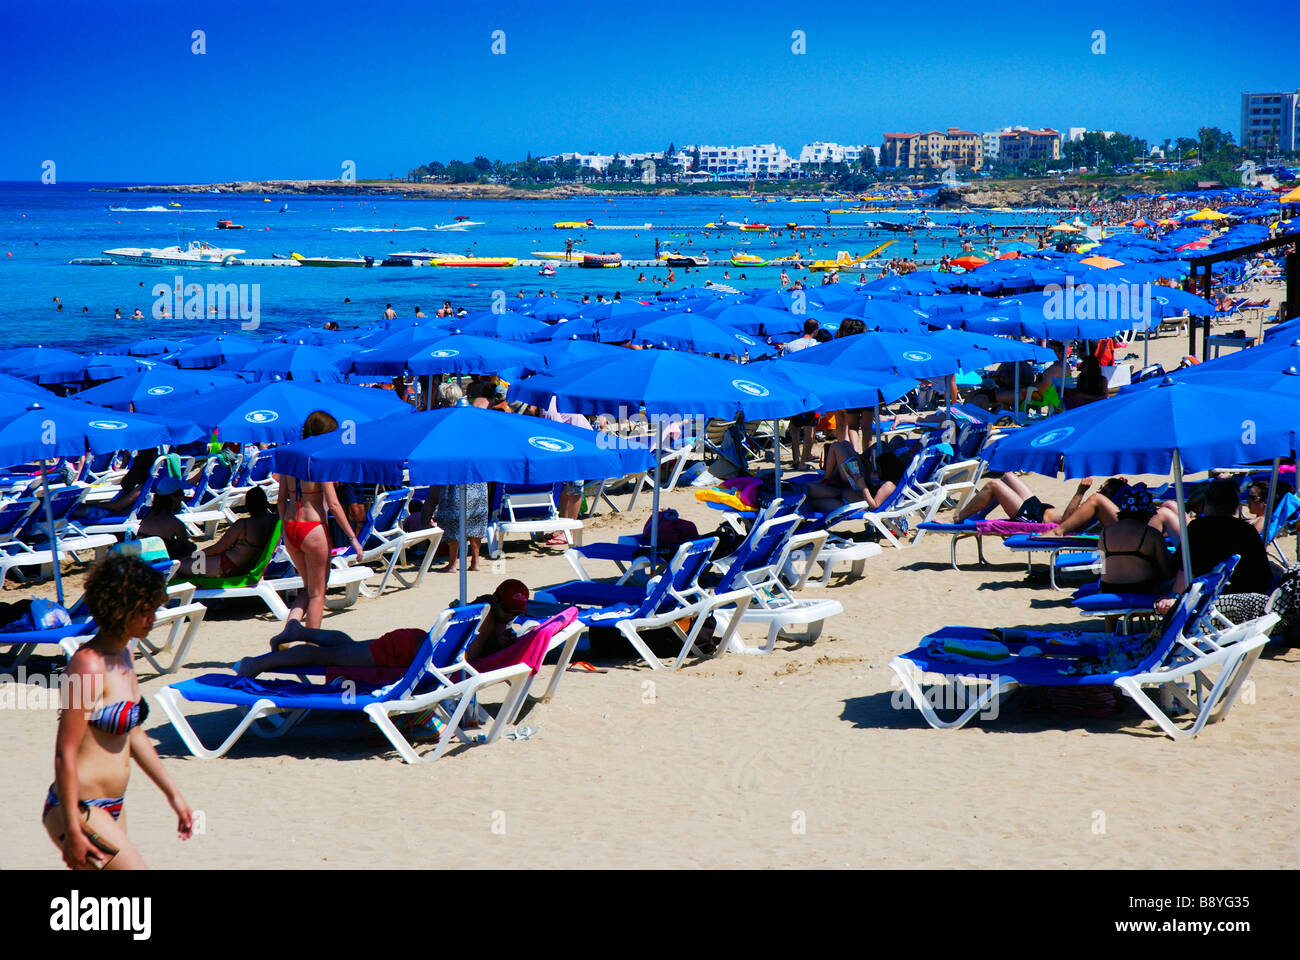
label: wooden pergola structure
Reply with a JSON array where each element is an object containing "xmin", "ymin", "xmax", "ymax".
[{"xmin": 1187, "ymin": 230, "xmax": 1299, "ymax": 360}]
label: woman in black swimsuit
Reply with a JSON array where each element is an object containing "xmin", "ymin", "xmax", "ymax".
[{"xmin": 1097, "ymin": 484, "xmax": 1171, "ymax": 594}]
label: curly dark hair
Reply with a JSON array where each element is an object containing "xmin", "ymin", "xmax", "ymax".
[{"xmin": 84, "ymin": 555, "xmax": 166, "ymax": 638}]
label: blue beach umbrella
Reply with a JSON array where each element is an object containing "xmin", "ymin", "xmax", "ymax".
[
  {"xmin": 508, "ymin": 351, "xmax": 819, "ymax": 554},
  {"xmin": 457, "ymin": 311, "xmax": 551, "ymax": 341},
  {"xmin": 0, "ymin": 372, "xmax": 53, "ymax": 401},
  {"xmin": 74, "ymin": 367, "xmax": 244, "ymax": 412},
  {"xmin": 229, "ymin": 344, "xmax": 348, "ymax": 383},
  {"xmin": 929, "ymin": 330, "xmax": 1055, "ymax": 366},
  {"xmin": 783, "ymin": 329, "xmax": 966, "ymax": 379},
  {"xmin": 274, "ymin": 405, "xmax": 653, "ymax": 602},
  {"xmin": 703, "ymin": 303, "xmax": 803, "ymax": 335},
  {"xmin": 761, "ymin": 360, "xmax": 915, "ymax": 410},
  {"xmin": 349, "ymin": 334, "xmax": 540, "ymax": 376},
  {"xmin": 174, "ymin": 335, "xmax": 262, "ymax": 369},
  {"xmin": 126, "ymin": 338, "xmax": 187, "ymax": 357},
  {"xmin": 0, "ymin": 398, "xmax": 205, "ymax": 603},
  {"xmin": 28, "ymin": 353, "xmax": 172, "ymax": 386},
  {"xmin": 626, "ymin": 314, "xmax": 774, "ymax": 357},
  {"xmin": 0, "ymin": 346, "xmax": 82, "ymax": 375},
  {"xmin": 529, "ymin": 317, "xmax": 607, "ymax": 342},
  {"xmin": 160, "ymin": 380, "xmax": 413, "ymax": 443},
  {"xmin": 273, "ymin": 327, "xmax": 352, "ymax": 346}
]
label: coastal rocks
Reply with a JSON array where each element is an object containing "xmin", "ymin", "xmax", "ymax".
[{"xmin": 933, "ymin": 180, "xmax": 1104, "ymax": 209}]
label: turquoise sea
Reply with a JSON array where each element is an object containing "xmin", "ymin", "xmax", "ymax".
[{"xmin": 0, "ymin": 182, "xmax": 1071, "ymax": 350}]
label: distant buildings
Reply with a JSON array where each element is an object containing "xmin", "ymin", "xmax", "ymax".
[
  {"xmin": 798, "ymin": 141, "xmax": 867, "ymax": 166},
  {"xmin": 997, "ymin": 128, "xmax": 1062, "ymax": 164},
  {"xmin": 1240, "ymin": 90, "xmax": 1299, "ymax": 152},
  {"xmin": 692, "ymin": 143, "xmax": 797, "ymax": 179},
  {"xmin": 880, "ymin": 129, "xmax": 983, "ymax": 171}
]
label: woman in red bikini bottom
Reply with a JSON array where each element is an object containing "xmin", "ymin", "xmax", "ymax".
[{"xmin": 274, "ymin": 411, "xmax": 364, "ymax": 639}]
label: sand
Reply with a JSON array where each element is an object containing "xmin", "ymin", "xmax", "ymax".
[{"xmin": 3, "ymin": 283, "xmax": 1296, "ymax": 870}]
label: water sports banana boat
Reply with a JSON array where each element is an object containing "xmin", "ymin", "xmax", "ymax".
[
  {"xmin": 808, "ymin": 240, "xmax": 896, "ymax": 272},
  {"xmin": 428, "ymin": 254, "xmax": 517, "ymax": 267},
  {"xmin": 554, "ymin": 220, "xmax": 594, "ymax": 229},
  {"xmin": 730, "ymin": 253, "xmax": 767, "ymax": 266},
  {"xmin": 738, "ymin": 223, "xmax": 769, "ymax": 232},
  {"xmin": 581, "ymin": 253, "xmax": 621, "ymax": 268}
]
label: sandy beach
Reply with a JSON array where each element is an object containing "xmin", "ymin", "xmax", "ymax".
[{"xmin": 3, "ymin": 286, "xmax": 1296, "ymax": 871}]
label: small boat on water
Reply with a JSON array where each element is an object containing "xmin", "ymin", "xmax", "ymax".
[
  {"xmin": 432, "ymin": 219, "xmax": 485, "ymax": 231},
  {"xmin": 166, "ymin": 202, "xmax": 182, "ymax": 208},
  {"xmin": 428, "ymin": 254, "xmax": 518, "ymax": 267},
  {"xmin": 102, "ymin": 240, "xmax": 244, "ymax": 266},
  {"xmin": 581, "ymin": 253, "xmax": 621, "ymax": 268},
  {"xmin": 660, "ymin": 252, "xmax": 709, "ymax": 267},
  {"xmin": 216, "ymin": 219, "xmax": 244, "ymax": 230},
  {"xmin": 290, "ymin": 252, "xmax": 373, "ymax": 267},
  {"xmin": 738, "ymin": 223, "xmax": 769, "ymax": 232},
  {"xmin": 69, "ymin": 257, "xmax": 116, "ymax": 266}
]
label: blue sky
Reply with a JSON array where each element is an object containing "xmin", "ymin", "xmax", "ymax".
[{"xmin": 2, "ymin": 0, "xmax": 1294, "ymax": 181}]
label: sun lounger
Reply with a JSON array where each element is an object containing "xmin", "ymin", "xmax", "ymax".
[
  {"xmin": 334, "ymin": 488, "xmax": 443, "ymax": 598},
  {"xmin": 486, "ymin": 482, "xmax": 583, "ymax": 558},
  {"xmin": 889, "ymin": 559, "xmax": 1270, "ymax": 740},
  {"xmin": 536, "ymin": 536, "xmax": 753, "ymax": 671},
  {"xmin": 157, "ymin": 604, "xmax": 510, "ymax": 763},
  {"xmin": 707, "ymin": 512, "xmax": 843, "ymax": 655}
]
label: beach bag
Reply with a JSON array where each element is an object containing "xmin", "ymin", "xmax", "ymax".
[
  {"xmin": 641, "ymin": 511, "xmax": 698, "ymax": 553},
  {"xmin": 0, "ymin": 598, "xmax": 72, "ymax": 633}
]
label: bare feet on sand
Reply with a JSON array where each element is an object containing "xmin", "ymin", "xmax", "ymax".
[{"xmin": 269, "ymin": 619, "xmax": 303, "ymax": 650}]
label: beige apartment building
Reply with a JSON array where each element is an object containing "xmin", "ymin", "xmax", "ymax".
[{"xmin": 880, "ymin": 128, "xmax": 984, "ymax": 171}]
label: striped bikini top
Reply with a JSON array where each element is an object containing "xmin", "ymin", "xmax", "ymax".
[{"xmin": 88, "ymin": 698, "xmax": 148, "ymax": 735}]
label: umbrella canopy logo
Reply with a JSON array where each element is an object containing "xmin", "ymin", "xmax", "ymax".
[
  {"xmin": 88, "ymin": 419, "xmax": 128, "ymax": 430},
  {"xmin": 430, "ymin": 349, "xmax": 460, "ymax": 358},
  {"xmin": 244, "ymin": 409, "xmax": 280, "ymax": 424},
  {"xmin": 146, "ymin": 386, "xmax": 174, "ymax": 396},
  {"xmin": 731, "ymin": 379, "xmax": 770, "ymax": 397},
  {"xmin": 734, "ymin": 334, "xmax": 757, "ymax": 346},
  {"xmin": 528, "ymin": 436, "xmax": 575, "ymax": 453},
  {"xmin": 902, "ymin": 350, "xmax": 933, "ymax": 362},
  {"xmin": 1030, "ymin": 426, "xmax": 1075, "ymax": 448}
]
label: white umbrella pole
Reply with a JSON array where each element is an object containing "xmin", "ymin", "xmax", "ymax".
[
  {"xmin": 1264, "ymin": 457, "xmax": 1280, "ymax": 550},
  {"xmin": 650, "ymin": 417, "xmax": 663, "ymax": 557},
  {"xmin": 773, "ymin": 419, "xmax": 781, "ymax": 488},
  {"xmin": 458, "ymin": 487, "xmax": 467, "ymax": 604},
  {"xmin": 1172, "ymin": 449, "xmax": 1193, "ymax": 586},
  {"xmin": 42, "ymin": 461, "xmax": 65, "ymax": 606}
]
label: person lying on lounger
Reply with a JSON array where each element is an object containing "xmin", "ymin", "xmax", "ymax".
[
  {"xmin": 957, "ymin": 475, "xmax": 1123, "ymax": 526},
  {"xmin": 177, "ymin": 487, "xmax": 278, "ymax": 579},
  {"xmin": 239, "ymin": 579, "xmax": 531, "ymax": 677},
  {"xmin": 1095, "ymin": 484, "xmax": 1173, "ymax": 595}
]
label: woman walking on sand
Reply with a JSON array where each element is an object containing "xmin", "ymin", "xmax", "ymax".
[
  {"xmin": 44, "ymin": 556, "xmax": 194, "ymax": 869},
  {"xmin": 274, "ymin": 410, "xmax": 364, "ymax": 638}
]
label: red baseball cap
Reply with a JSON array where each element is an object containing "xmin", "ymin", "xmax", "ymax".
[{"xmin": 493, "ymin": 579, "xmax": 529, "ymax": 614}]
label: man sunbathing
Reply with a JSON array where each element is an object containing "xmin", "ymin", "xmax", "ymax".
[{"xmin": 241, "ymin": 579, "xmax": 530, "ymax": 678}]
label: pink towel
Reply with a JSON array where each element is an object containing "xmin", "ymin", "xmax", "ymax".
[
  {"xmin": 976, "ymin": 520, "xmax": 1058, "ymax": 536},
  {"xmin": 469, "ymin": 607, "xmax": 579, "ymax": 676},
  {"xmin": 721, "ymin": 476, "xmax": 762, "ymax": 507}
]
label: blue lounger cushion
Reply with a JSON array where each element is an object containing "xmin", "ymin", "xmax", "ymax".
[
  {"xmin": 167, "ymin": 674, "xmax": 394, "ymax": 710},
  {"xmin": 536, "ymin": 581, "xmax": 647, "ymax": 607},
  {"xmin": 1004, "ymin": 534, "xmax": 1099, "ymax": 551},
  {"xmin": 916, "ymin": 520, "xmax": 982, "ymax": 533}
]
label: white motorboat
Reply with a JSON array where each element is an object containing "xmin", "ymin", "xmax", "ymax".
[
  {"xmin": 432, "ymin": 219, "xmax": 485, "ymax": 231},
  {"xmin": 101, "ymin": 240, "xmax": 245, "ymax": 266}
]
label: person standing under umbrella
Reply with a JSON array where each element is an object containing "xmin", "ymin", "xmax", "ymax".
[{"xmin": 273, "ymin": 410, "xmax": 364, "ymax": 639}]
